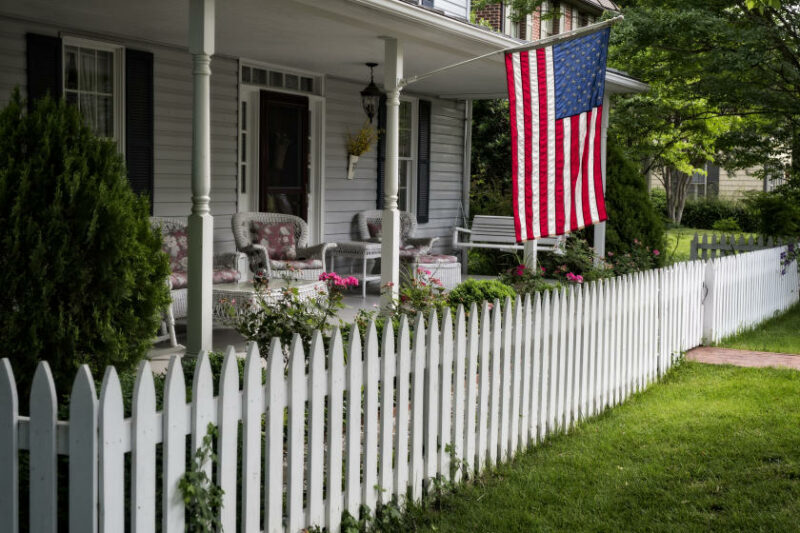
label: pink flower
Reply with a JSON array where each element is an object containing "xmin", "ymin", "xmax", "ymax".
[
  {"xmin": 634, "ymin": 238, "xmax": 640, "ymax": 245},
  {"xmin": 653, "ymin": 249, "xmax": 660, "ymax": 256},
  {"xmin": 515, "ymin": 264, "xmax": 526, "ymax": 276},
  {"xmin": 607, "ymin": 251, "xmax": 614, "ymax": 257},
  {"xmin": 565, "ymin": 272, "xmax": 584, "ymax": 284},
  {"xmin": 540, "ymin": 266, "xmax": 546, "ymax": 273}
]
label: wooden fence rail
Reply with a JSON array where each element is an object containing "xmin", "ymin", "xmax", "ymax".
[
  {"xmin": 689, "ymin": 232, "xmax": 791, "ymax": 260},
  {"xmin": 1, "ymin": 247, "xmax": 797, "ymax": 533}
]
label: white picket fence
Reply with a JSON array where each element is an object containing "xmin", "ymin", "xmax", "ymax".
[
  {"xmin": 0, "ymin": 248, "xmax": 796, "ymax": 533},
  {"xmin": 689, "ymin": 232, "xmax": 791, "ymax": 260},
  {"xmin": 702, "ymin": 247, "xmax": 799, "ymax": 343}
]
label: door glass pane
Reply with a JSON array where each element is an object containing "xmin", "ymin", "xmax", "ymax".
[
  {"xmin": 65, "ymin": 47, "xmax": 79, "ymax": 90},
  {"xmin": 399, "ymin": 101, "xmax": 412, "ymax": 158},
  {"xmin": 398, "ymin": 159, "xmax": 410, "ymax": 211},
  {"xmin": 97, "ymin": 51, "xmax": 113, "ymax": 93},
  {"xmin": 80, "ymin": 49, "xmax": 96, "ymax": 91}
]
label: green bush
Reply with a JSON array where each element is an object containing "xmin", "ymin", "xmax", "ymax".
[
  {"xmin": 0, "ymin": 92, "xmax": 169, "ymax": 399},
  {"xmin": 744, "ymin": 186, "xmax": 800, "ymax": 238},
  {"xmin": 711, "ymin": 217, "xmax": 742, "ymax": 232},
  {"xmin": 649, "ymin": 189, "xmax": 668, "ymax": 219},
  {"xmin": 681, "ymin": 198, "xmax": 758, "ymax": 232},
  {"xmin": 604, "ymin": 140, "xmax": 666, "ymax": 263},
  {"xmin": 448, "ymin": 279, "xmax": 517, "ymax": 310}
]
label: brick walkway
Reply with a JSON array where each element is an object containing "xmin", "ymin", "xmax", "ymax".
[{"xmin": 687, "ymin": 347, "xmax": 800, "ymax": 370}]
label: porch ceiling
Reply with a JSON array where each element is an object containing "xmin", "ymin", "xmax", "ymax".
[{"xmin": 2, "ymin": 0, "xmax": 645, "ymax": 99}]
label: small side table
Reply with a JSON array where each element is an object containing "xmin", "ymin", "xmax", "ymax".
[{"xmin": 331, "ymin": 241, "xmax": 382, "ymax": 298}]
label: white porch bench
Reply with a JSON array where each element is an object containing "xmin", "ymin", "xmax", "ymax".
[{"xmin": 453, "ymin": 215, "xmax": 565, "ymax": 266}]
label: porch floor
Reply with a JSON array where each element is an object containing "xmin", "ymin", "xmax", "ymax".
[{"xmin": 148, "ymin": 274, "xmax": 495, "ymax": 374}]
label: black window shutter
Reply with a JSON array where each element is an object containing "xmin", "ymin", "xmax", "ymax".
[
  {"xmin": 416, "ymin": 99, "xmax": 431, "ymax": 224},
  {"xmin": 125, "ymin": 48, "xmax": 155, "ymax": 211},
  {"xmin": 376, "ymin": 94, "xmax": 387, "ymax": 210},
  {"xmin": 26, "ymin": 33, "xmax": 62, "ymax": 112}
]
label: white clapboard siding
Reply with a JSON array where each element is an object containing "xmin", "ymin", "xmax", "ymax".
[{"xmin": 3, "ymin": 246, "xmax": 797, "ymax": 532}]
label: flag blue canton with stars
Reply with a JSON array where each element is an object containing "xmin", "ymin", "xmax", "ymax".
[{"xmin": 552, "ymin": 27, "xmax": 610, "ymax": 120}]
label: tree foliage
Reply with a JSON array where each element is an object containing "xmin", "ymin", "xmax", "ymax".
[{"xmin": 0, "ymin": 91, "xmax": 169, "ymax": 398}]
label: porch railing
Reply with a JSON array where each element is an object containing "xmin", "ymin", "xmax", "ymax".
[{"xmin": 1, "ymin": 247, "xmax": 797, "ymax": 533}]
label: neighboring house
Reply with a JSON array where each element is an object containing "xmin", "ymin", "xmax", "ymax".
[
  {"xmin": 474, "ymin": 0, "xmax": 618, "ymax": 40},
  {"xmin": 648, "ymin": 164, "xmax": 784, "ymax": 201}
]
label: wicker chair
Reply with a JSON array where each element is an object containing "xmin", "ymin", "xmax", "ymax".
[
  {"xmin": 355, "ymin": 209, "xmax": 438, "ymax": 258},
  {"xmin": 231, "ymin": 212, "xmax": 334, "ymax": 280},
  {"xmin": 150, "ymin": 216, "xmax": 242, "ymax": 346}
]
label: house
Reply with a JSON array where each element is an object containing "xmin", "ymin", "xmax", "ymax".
[
  {"xmin": 474, "ymin": 0, "xmax": 619, "ymax": 40},
  {"xmin": 648, "ymin": 164, "xmax": 784, "ymax": 201},
  {"xmin": 0, "ymin": 0, "xmax": 643, "ymax": 353}
]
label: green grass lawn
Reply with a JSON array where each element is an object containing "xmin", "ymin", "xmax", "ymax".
[
  {"xmin": 665, "ymin": 227, "xmax": 756, "ymax": 263},
  {"xmin": 412, "ymin": 363, "xmax": 800, "ymax": 532},
  {"xmin": 718, "ymin": 303, "xmax": 800, "ymax": 354}
]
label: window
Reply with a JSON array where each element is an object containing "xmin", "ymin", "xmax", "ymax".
[
  {"xmin": 241, "ymin": 63, "xmax": 321, "ymax": 96},
  {"xmin": 398, "ymin": 99, "xmax": 418, "ymax": 212},
  {"xmin": 542, "ymin": 2, "xmax": 563, "ymax": 38},
  {"xmin": 63, "ymin": 38, "xmax": 124, "ymax": 143}
]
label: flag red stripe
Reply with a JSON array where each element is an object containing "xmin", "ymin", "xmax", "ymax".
[
  {"xmin": 520, "ymin": 52, "xmax": 535, "ymax": 241},
  {"xmin": 581, "ymin": 110, "xmax": 593, "ymax": 226},
  {"xmin": 536, "ymin": 49, "xmax": 549, "ymax": 238},
  {"xmin": 554, "ymin": 119, "xmax": 565, "ymax": 234},
  {"xmin": 505, "ymin": 53, "xmax": 521, "ymax": 241},
  {"xmin": 570, "ymin": 114, "xmax": 580, "ymax": 231},
  {"xmin": 593, "ymin": 104, "xmax": 607, "ymax": 221}
]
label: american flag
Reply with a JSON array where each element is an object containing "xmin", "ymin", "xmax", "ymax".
[{"xmin": 505, "ymin": 27, "xmax": 610, "ymax": 242}]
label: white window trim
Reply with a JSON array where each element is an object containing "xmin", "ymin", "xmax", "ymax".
[
  {"xmin": 398, "ymin": 96, "xmax": 419, "ymax": 214},
  {"xmin": 61, "ymin": 35, "xmax": 125, "ymax": 151}
]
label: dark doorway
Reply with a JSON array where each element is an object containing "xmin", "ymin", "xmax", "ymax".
[{"xmin": 259, "ymin": 90, "xmax": 310, "ymax": 220}]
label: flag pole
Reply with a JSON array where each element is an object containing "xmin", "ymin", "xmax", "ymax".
[{"xmin": 399, "ymin": 15, "xmax": 623, "ymax": 89}]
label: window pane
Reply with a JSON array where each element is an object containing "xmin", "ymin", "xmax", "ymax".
[
  {"xmin": 80, "ymin": 93, "xmax": 97, "ymax": 131},
  {"xmin": 240, "ymin": 164, "xmax": 247, "ymax": 193},
  {"xmin": 241, "ymin": 133, "xmax": 247, "ymax": 163},
  {"xmin": 241, "ymin": 101, "xmax": 247, "ymax": 130},
  {"xmin": 242, "ymin": 66, "xmax": 251, "ymax": 83},
  {"xmin": 97, "ymin": 51, "xmax": 113, "ymax": 93},
  {"xmin": 285, "ymin": 74, "xmax": 298, "ymax": 90},
  {"xmin": 398, "ymin": 160, "xmax": 410, "ymax": 211},
  {"xmin": 301, "ymin": 77, "xmax": 314, "ymax": 93},
  {"xmin": 269, "ymin": 71, "xmax": 283, "ymax": 87},
  {"xmin": 80, "ymin": 48, "xmax": 96, "ymax": 91},
  {"xmin": 65, "ymin": 47, "xmax": 79, "ymax": 90},
  {"xmin": 97, "ymin": 95, "xmax": 113, "ymax": 137},
  {"xmin": 253, "ymin": 68, "xmax": 267, "ymax": 85},
  {"xmin": 65, "ymin": 91, "xmax": 78, "ymax": 106}
]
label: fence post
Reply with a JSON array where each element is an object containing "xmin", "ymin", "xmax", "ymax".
[{"xmin": 702, "ymin": 260, "xmax": 716, "ymax": 345}]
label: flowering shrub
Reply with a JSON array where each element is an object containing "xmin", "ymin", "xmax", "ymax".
[
  {"xmin": 224, "ymin": 272, "xmax": 357, "ymax": 362},
  {"xmin": 539, "ymin": 235, "xmax": 614, "ymax": 283},
  {"xmin": 498, "ymin": 263, "xmax": 553, "ymax": 294},
  {"xmin": 605, "ymin": 238, "xmax": 660, "ymax": 276},
  {"xmin": 565, "ymin": 272, "xmax": 584, "ymax": 284}
]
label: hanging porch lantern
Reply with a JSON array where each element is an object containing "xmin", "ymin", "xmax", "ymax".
[{"xmin": 360, "ymin": 62, "xmax": 382, "ymax": 123}]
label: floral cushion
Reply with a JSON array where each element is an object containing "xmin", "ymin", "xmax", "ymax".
[
  {"xmin": 213, "ymin": 268, "xmax": 240, "ymax": 284},
  {"xmin": 411, "ymin": 254, "xmax": 459, "ymax": 264},
  {"xmin": 169, "ymin": 271, "xmax": 189, "ymax": 290},
  {"xmin": 162, "ymin": 227, "xmax": 189, "ymax": 274},
  {"xmin": 367, "ymin": 222, "xmax": 382, "ymax": 240},
  {"xmin": 270, "ymin": 258, "xmax": 324, "ymax": 270},
  {"xmin": 398, "ymin": 246, "xmax": 425, "ymax": 258},
  {"xmin": 251, "ymin": 221, "xmax": 297, "ymax": 260}
]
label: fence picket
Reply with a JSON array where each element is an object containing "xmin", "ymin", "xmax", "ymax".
[
  {"xmin": 216, "ymin": 347, "xmax": 238, "ymax": 533},
  {"xmin": 69, "ymin": 365, "xmax": 98, "ymax": 533},
  {"xmin": 519, "ymin": 295, "xmax": 533, "ymax": 448},
  {"xmin": 363, "ymin": 321, "xmax": 380, "ymax": 508},
  {"xmin": 265, "ymin": 338, "xmax": 286, "ymax": 533},
  {"xmin": 161, "ymin": 357, "xmax": 185, "ymax": 532},
  {"xmin": 565, "ymin": 287, "xmax": 576, "ymax": 428},
  {"xmin": 477, "ymin": 303, "xmax": 491, "ymax": 470},
  {"xmin": 452, "ymin": 306, "xmax": 467, "ymax": 482},
  {"xmin": 410, "ymin": 314, "xmax": 426, "ymax": 499},
  {"xmin": 379, "ymin": 321, "xmax": 396, "ymax": 502},
  {"xmin": 131, "ymin": 361, "xmax": 157, "ymax": 533},
  {"xmin": 439, "ymin": 311, "xmax": 454, "ymax": 478},
  {"xmin": 0, "ymin": 359, "xmax": 19, "ymax": 533},
  {"xmin": 191, "ymin": 351, "xmax": 214, "ymax": 467},
  {"xmin": 489, "ymin": 302, "xmax": 501, "ymax": 465},
  {"xmin": 327, "ymin": 330, "xmax": 346, "ymax": 532},
  {"xmin": 509, "ymin": 296, "xmax": 523, "ymax": 454},
  {"xmin": 308, "ymin": 332, "xmax": 327, "ymax": 526},
  {"xmin": 464, "ymin": 304, "xmax": 479, "ymax": 474},
  {"xmin": 242, "ymin": 344, "xmax": 263, "ymax": 532},
  {"xmin": 287, "ymin": 335, "xmax": 306, "ymax": 533},
  {"xmin": 531, "ymin": 293, "xmax": 543, "ymax": 441},
  {"xmin": 424, "ymin": 312, "xmax": 440, "ymax": 482},
  {"xmin": 394, "ymin": 317, "xmax": 411, "ymax": 498},
  {"xmin": 346, "ymin": 327, "xmax": 363, "ymax": 514},
  {"xmin": 499, "ymin": 298, "xmax": 513, "ymax": 460},
  {"xmin": 538, "ymin": 291, "xmax": 551, "ymax": 441},
  {"xmin": 99, "ymin": 365, "xmax": 124, "ymax": 533}
]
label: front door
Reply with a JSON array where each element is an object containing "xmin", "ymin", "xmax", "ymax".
[{"xmin": 259, "ymin": 90, "xmax": 310, "ymax": 220}]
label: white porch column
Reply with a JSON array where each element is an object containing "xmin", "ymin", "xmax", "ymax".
[
  {"xmin": 381, "ymin": 37, "xmax": 403, "ymax": 306},
  {"xmin": 593, "ymin": 94, "xmax": 610, "ymax": 265},
  {"xmin": 187, "ymin": 0, "xmax": 215, "ymax": 355}
]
